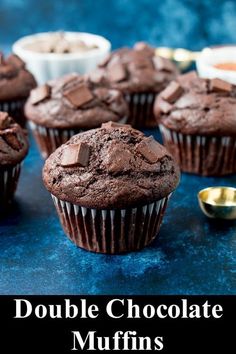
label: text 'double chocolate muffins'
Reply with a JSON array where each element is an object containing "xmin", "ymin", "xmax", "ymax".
[
  {"xmin": 25, "ymin": 73, "xmax": 128, "ymax": 158},
  {"xmin": 43, "ymin": 122, "xmax": 180, "ymax": 254},
  {"xmin": 0, "ymin": 52, "xmax": 36, "ymax": 127},
  {"xmin": 154, "ymin": 71, "xmax": 236, "ymax": 176},
  {"xmin": 87, "ymin": 42, "xmax": 179, "ymax": 128},
  {"xmin": 0, "ymin": 112, "xmax": 29, "ymax": 208}
]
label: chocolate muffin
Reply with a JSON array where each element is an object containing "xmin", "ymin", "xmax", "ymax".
[
  {"xmin": 25, "ymin": 73, "xmax": 128, "ymax": 158},
  {"xmin": 154, "ymin": 71, "xmax": 236, "ymax": 176},
  {"xmin": 43, "ymin": 122, "xmax": 180, "ymax": 254},
  {"xmin": 0, "ymin": 112, "xmax": 29, "ymax": 208},
  {"xmin": 87, "ymin": 42, "xmax": 178, "ymax": 128},
  {"xmin": 0, "ymin": 52, "xmax": 36, "ymax": 127}
]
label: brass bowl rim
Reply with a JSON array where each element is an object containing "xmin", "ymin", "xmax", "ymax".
[{"xmin": 198, "ymin": 186, "xmax": 236, "ymax": 207}]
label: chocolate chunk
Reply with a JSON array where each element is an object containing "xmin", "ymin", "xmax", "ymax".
[
  {"xmin": 89, "ymin": 69, "xmax": 104, "ymax": 84},
  {"xmin": 178, "ymin": 70, "xmax": 197, "ymax": 82},
  {"xmin": 64, "ymin": 84, "xmax": 94, "ymax": 107},
  {"xmin": 152, "ymin": 56, "xmax": 174, "ymax": 72},
  {"xmin": 101, "ymin": 121, "xmax": 131, "ymax": 129},
  {"xmin": 209, "ymin": 78, "xmax": 232, "ymax": 93},
  {"xmin": 4, "ymin": 132, "xmax": 22, "ymax": 150},
  {"xmin": 61, "ymin": 142, "xmax": 90, "ymax": 167},
  {"xmin": 0, "ymin": 52, "xmax": 5, "ymax": 65},
  {"xmin": 134, "ymin": 42, "xmax": 150, "ymax": 51},
  {"xmin": 30, "ymin": 84, "xmax": 51, "ymax": 105},
  {"xmin": 0, "ymin": 112, "xmax": 11, "ymax": 129},
  {"xmin": 155, "ymin": 98, "xmax": 172, "ymax": 114},
  {"xmin": 107, "ymin": 62, "xmax": 126, "ymax": 82},
  {"xmin": 106, "ymin": 143, "xmax": 134, "ymax": 173},
  {"xmin": 161, "ymin": 81, "xmax": 183, "ymax": 103},
  {"xmin": 7, "ymin": 54, "xmax": 25, "ymax": 68},
  {"xmin": 136, "ymin": 136, "xmax": 166, "ymax": 163}
]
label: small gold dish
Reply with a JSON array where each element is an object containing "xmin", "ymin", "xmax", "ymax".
[
  {"xmin": 198, "ymin": 187, "xmax": 236, "ymax": 220},
  {"xmin": 155, "ymin": 47, "xmax": 200, "ymax": 71}
]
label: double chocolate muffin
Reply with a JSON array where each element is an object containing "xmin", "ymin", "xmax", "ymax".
[
  {"xmin": 25, "ymin": 73, "xmax": 128, "ymax": 158},
  {"xmin": 0, "ymin": 52, "xmax": 36, "ymax": 126},
  {"xmin": 154, "ymin": 71, "xmax": 236, "ymax": 176},
  {"xmin": 0, "ymin": 112, "xmax": 29, "ymax": 208},
  {"xmin": 88, "ymin": 42, "xmax": 178, "ymax": 128},
  {"xmin": 43, "ymin": 122, "xmax": 180, "ymax": 254}
]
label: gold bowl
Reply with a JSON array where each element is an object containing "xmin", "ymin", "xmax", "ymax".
[
  {"xmin": 198, "ymin": 187, "xmax": 236, "ymax": 220},
  {"xmin": 155, "ymin": 47, "xmax": 200, "ymax": 71}
]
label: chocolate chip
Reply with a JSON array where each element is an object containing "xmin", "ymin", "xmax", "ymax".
[
  {"xmin": 136, "ymin": 136, "xmax": 165, "ymax": 163},
  {"xmin": 101, "ymin": 121, "xmax": 131, "ymax": 129},
  {"xmin": 152, "ymin": 56, "xmax": 174, "ymax": 72},
  {"xmin": 0, "ymin": 112, "xmax": 11, "ymax": 129},
  {"xmin": 161, "ymin": 81, "xmax": 183, "ymax": 103},
  {"xmin": 209, "ymin": 78, "xmax": 232, "ymax": 93},
  {"xmin": 107, "ymin": 62, "xmax": 126, "ymax": 82},
  {"xmin": 61, "ymin": 142, "xmax": 90, "ymax": 167},
  {"xmin": 64, "ymin": 84, "xmax": 94, "ymax": 107},
  {"xmin": 7, "ymin": 54, "xmax": 25, "ymax": 68},
  {"xmin": 30, "ymin": 84, "xmax": 51, "ymax": 105}
]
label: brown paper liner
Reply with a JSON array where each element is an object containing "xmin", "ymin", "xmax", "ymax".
[
  {"xmin": 125, "ymin": 92, "xmax": 157, "ymax": 128},
  {"xmin": 160, "ymin": 124, "xmax": 236, "ymax": 176},
  {"xmin": 0, "ymin": 99, "xmax": 26, "ymax": 127},
  {"xmin": 51, "ymin": 195, "xmax": 170, "ymax": 254},
  {"xmin": 0, "ymin": 163, "xmax": 21, "ymax": 209},
  {"xmin": 29, "ymin": 122, "xmax": 81, "ymax": 159}
]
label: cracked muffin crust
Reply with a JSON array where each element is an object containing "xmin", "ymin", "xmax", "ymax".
[{"xmin": 43, "ymin": 122, "xmax": 180, "ymax": 209}]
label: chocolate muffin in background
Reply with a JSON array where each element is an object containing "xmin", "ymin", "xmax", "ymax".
[
  {"xmin": 25, "ymin": 73, "xmax": 129, "ymax": 159},
  {"xmin": 154, "ymin": 71, "xmax": 236, "ymax": 176},
  {"xmin": 0, "ymin": 112, "xmax": 29, "ymax": 209},
  {"xmin": 87, "ymin": 42, "xmax": 179, "ymax": 128},
  {"xmin": 0, "ymin": 52, "xmax": 36, "ymax": 127},
  {"xmin": 43, "ymin": 122, "xmax": 180, "ymax": 254}
]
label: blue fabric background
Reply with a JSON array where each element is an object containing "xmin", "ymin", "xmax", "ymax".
[
  {"xmin": 0, "ymin": 0, "xmax": 236, "ymax": 294},
  {"xmin": 1, "ymin": 0, "xmax": 236, "ymax": 50}
]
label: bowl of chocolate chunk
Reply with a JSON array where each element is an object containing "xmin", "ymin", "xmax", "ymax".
[{"xmin": 13, "ymin": 32, "xmax": 111, "ymax": 84}]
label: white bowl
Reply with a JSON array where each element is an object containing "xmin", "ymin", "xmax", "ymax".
[
  {"xmin": 196, "ymin": 45, "xmax": 236, "ymax": 84},
  {"xmin": 13, "ymin": 32, "xmax": 111, "ymax": 84}
]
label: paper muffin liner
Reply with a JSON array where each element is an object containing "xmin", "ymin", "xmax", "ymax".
[
  {"xmin": 29, "ymin": 121, "xmax": 81, "ymax": 159},
  {"xmin": 51, "ymin": 194, "xmax": 171, "ymax": 254},
  {"xmin": 29, "ymin": 116, "xmax": 128, "ymax": 159},
  {"xmin": 125, "ymin": 92, "xmax": 157, "ymax": 128},
  {"xmin": 0, "ymin": 99, "xmax": 26, "ymax": 127},
  {"xmin": 0, "ymin": 163, "xmax": 21, "ymax": 208},
  {"xmin": 160, "ymin": 124, "xmax": 236, "ymax": 176}
]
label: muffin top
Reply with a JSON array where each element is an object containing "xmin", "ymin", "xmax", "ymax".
[
  {"xmin": 25, "ymin": 73, "xmax": 129, "ymax": 129},
  {"xmin": 154, "ymin": 71, "xmax": 236, "ymax": 136},
  {"xmin": 87, "ymin": 42, "xmax": 178, "ymax": 93},
  {"xmin": 43, "ymin": 122, "xmax": 180, "ymax": 209},
  {"xmin": 0, "ymin": 53, "xmax": 36, "ymax": 101},
  {"xmin": 0, "ymin": 112, "xmax": 29, "ymax": 165}
]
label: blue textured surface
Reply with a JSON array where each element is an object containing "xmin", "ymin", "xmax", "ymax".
[
  {"xmin": 0, "ymin": 0, "xmax": 236, "ymax": 294},
  {"xmin": 0, "ymin": 131, "xmax": 236, "ymax": 295}
]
